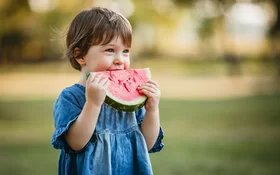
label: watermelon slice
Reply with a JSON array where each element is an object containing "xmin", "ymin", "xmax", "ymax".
[{"xmin": 87, "ymin": 68, "xmax": 151, "ymax": 112}]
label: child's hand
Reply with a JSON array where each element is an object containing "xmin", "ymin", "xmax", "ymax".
[
  {"xmin": 86, "ymin": 73, "xmax": 109, "ymax": 106},
  {"xmin": 138, "ymin": 80, "xmax": 161, "ymax": 112}
]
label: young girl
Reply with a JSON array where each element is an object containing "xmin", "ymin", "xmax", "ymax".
[{"xmin": 51, "ymin": 7, "xmax": 164, "ymax": 175}]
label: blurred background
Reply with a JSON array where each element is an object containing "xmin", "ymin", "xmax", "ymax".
[{"xmin": 0, "ymin": 0, "xmax": 280, "ymax": 174}]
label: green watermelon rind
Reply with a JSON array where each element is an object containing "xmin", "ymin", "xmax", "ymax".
[
  {"xmin": 86, "ymin": 68, "xmax": 151, "ymax": 112},
  {"xmin": 104, "ymin": 95, "xmax": 147, "ymax": 112}
]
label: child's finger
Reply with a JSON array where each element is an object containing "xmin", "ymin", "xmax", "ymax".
[
  {"xmin": 140, "ymin": 88, "xmax": 160, "ymax": 97},
  {"xmin": 140, "ymin": 83, "xmax": 158, "ymax": 91},
  {"xmin": 140, "ymin": 89, "xmax": 150, "ymax": 97},
  {"xmin": 146, "ymin": 80, "xmax": 160, "ymax": 88},
  {"xmin": 92, "ymin": 73, "xmax": 103, "ymax": 84},
  {"xmin": 87, "ymin": 72, "xmax": 97, "ymax": 81},
  {"xmin": 139, "ymin": 86, "xmax": 160, "ymax": 96},
  {"xmin": 86, "ymin": 72, "xmax": 95, "ymax": 85},
  {"xmin": 139, "ymin": 82, "xmax": 160, "ymax": 93},
  {"xmin": 100, "ymin": 77, "xmax": 109, "ymax": 88},
  {"xmin": 139, "ymin": 85, "xmax": 157, "ymax": 94}
]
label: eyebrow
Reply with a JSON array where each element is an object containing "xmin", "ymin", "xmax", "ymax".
[
  {"xmin": 101, "ymin": 43, "xmax": 130, "ymax": 49},
  {"xmin": 105, "ymin": 44, "xmax": 115, "ymax": 47},
  {"xmin": 100, "ymin": 43, "xmax": 115, "ymax": 48}
]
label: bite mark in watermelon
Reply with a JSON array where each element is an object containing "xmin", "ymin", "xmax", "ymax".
[{"xmin": 87, "ymin": 68, "xmax": 151, "ymax": 112}]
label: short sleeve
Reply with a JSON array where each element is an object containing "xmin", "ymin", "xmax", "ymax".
[
  {"xmin": 135, "ymin": 107, "xmax": 164, "ymax": 153},
  {"xmin": 51, "ymin": 87, "xmax": 85, "ymax": 151},
  {"xmin": 135, "ymin": 107, "xmax": 145, "ymax": 125}
]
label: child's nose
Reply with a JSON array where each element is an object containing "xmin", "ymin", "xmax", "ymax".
[{"xmin": 113, "ymin": 55, "xmax": 124, "ymax": 65}]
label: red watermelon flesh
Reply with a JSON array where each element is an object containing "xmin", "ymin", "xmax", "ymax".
[{"xmin": 87, "ymin": 68, "xmax": 151, "ymax": 112}]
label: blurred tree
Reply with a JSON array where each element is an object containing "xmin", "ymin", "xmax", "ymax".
[
  {"xmin": 269, "ymin": 0, "xmax": 280, "ymax": 76},
  {"xmin": 0, "ymin": 0, "xmax": 279, "ymax": 64},
  {"xmin": 0, "ymin": 0, "xmax": 31, "ymax": 63},
  {"xmin": 0, "ymin": 0, "xmax": 89, "ymax": 63},
  {"xmin": 130, "ymin": 0, "xmax": 178, "ymax": 57},
  {"xmin": 171, "ymin": 0, "xmax": 279, "ymax": 76}
]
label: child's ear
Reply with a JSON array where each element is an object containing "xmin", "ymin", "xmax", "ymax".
[{"xmin": 74, "ymin": 47, "xmax": 86, "ymax": 65}]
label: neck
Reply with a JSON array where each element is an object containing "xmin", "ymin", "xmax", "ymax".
[{"xmin": 78, "ymin": 73, "xmax": 87, "ymax": 86}]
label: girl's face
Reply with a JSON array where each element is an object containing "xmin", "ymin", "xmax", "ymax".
[{"xmin": 83, "ymin": 36, "xmax": 130, "ymax": 73}]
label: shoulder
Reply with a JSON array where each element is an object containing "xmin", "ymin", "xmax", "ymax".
[
  {"xmin": 61, "ymin": 84, "xmax": 85, "ymax": 95},
  {"xmin": 59, "ymin": 84, "xmax": 85, "ymax": 99},
  {"xmin": 55, "ymin": 84, "xmax": 86, "ymax": 108}
]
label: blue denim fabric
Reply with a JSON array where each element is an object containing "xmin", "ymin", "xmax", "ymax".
[{"xmin": 51, "ymin": 84, "xmax": 164, "ymax": 175}]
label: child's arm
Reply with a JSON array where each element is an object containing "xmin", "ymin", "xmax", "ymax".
[
  {"xmin": 65, "ymin": 73, "xmax": 108, "ymax": 151},
  {"xmin": 138, "ymin": 80, "xmax": 161, "ymax": 150}
]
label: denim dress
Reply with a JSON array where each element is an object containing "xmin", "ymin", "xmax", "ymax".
[{"xmin": 51, "ymin": 84, "xmax": 164, "ymax": 175}]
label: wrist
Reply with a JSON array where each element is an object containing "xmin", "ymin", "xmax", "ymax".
[
  {"xmin": 145, "ymin": 108, "xmax": 159, "ymax": 115},
  {"xmin": 84, "ymin": 100, "xmax": 102, "ymax": 109}
]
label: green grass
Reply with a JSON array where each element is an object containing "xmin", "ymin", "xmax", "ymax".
[{"xmin": 1, "ymin": 95, "xmax": 280, "ymax": 175}]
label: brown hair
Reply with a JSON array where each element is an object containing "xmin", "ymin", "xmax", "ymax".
[{"xmin": 66, "ymin": 7, "xmax": 132, "ymax": 71}]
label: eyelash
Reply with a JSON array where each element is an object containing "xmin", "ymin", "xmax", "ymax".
[
  {"xmin": 123, "ymin": 49, "xmax": 129, "ymax": 53},
  {"xmin": 105, "ymin": 49, "xmax": 130, "ymax": 54},
  {"xmin": 105, "ymin": 49, "xmax": 114, "ymax": 52}
]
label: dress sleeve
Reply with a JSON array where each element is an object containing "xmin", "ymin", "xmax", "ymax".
[
  {"xmin": 51, "ymin": 89, "xmax": 83, "ymax": 151},
  {"xmin": 135, "ymin": 107, "xmax": 164, "ymax": 153}
]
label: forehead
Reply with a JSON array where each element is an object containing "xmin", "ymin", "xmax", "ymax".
[
  {"xmin": 99, "ymin": 34, "xmax": 130, "ymax": 47},
  {"xmin": 101, "ymin": 36, "xmax": 130, "ymax": 47}
]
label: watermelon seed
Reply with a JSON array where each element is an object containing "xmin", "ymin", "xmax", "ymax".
[
  {"xmin": 123, "ymin": 82, "xmax": 130, "ymax": 92},
  {"xmin": 133, "ymin": 77, "xmax": 136, "ymax": 82},
  {"xmin": 118, "ymin": 80, "xmax": 122, "ymax": 85},
  {"xmin": 126, "ymin": 77, "xmax": 132, "ymax": 84}
]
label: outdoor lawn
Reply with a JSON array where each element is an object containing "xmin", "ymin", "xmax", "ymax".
[
  {"xmin": 2, "ymin": 0, "xmax": 280, "ymax": 174},
  {"xmin": 1, "ymin": 94, "xmax": 280, "ymax": 175}
]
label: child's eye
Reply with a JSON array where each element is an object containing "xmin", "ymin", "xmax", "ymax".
[
  {"xmin": 123, "ymin": 49, "xmax": 129, "ymax": 53},
  {"xmin": 105, "ymin": 49, "xmax": 114, "ymax": 52}
]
